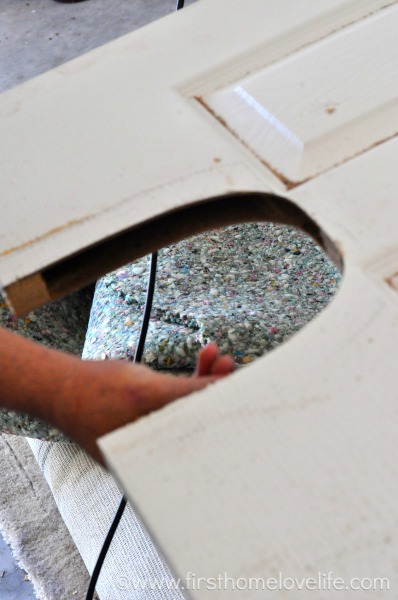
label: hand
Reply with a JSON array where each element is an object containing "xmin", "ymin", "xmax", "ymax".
[
  {"xmin": 0, "ymin": 326, "xmax": 235, "ymax": 466},
  {"xmin": 58, "ymin": 344, "xmax": 235, "ymax": 464}
]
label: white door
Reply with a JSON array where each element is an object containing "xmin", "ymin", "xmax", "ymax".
[{"xmin": 1, "ymin": 1, "xmax": 398, "ymax": 597}]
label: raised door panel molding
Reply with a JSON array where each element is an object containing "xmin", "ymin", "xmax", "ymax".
[{"xmin": 201, "ymin": 5, "xmax": 398, "ymax": 186}]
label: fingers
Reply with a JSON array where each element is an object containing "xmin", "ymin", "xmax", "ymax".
[
  {"xmin": 135, "ymin": 344, "xmax": 235, "ymax": 417},
  {"xmin": 195, "ymin": 343, "xmax": 220, "ymax": 376},
  {"xmin": 209, "ymin": 354, "xmax": 236, "ymax": 376},
  {"xmin": 195, "ymin": 343, "xmax": 236, "ymax": 377}
]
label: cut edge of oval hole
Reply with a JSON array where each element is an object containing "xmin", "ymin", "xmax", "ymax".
[{"xmin": 5, "ymin": 191, "xmax": 343, "ymax": 318}]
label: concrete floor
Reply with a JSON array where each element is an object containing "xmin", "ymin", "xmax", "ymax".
[
  {"xmin": 0, "ymin": 0, "xmax": 191, "ymax": 93},
  {"xmin": 0, "ymin": 0, "xmax": 196, "ymax": 597},
  {"xmin": 0, "ymin": 536, "xmax": 36, "ymax": 600}
]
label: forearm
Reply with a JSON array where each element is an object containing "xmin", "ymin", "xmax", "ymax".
[
  {"xmin": 0, "ymin": 326, "xmax": 138, "ymax": 460},
  {"xmin": 0, "ymin": 326, "xmax": 80, "ymax": 428},
  {"xmin": 0, "ymin": 326, "xmax": 234, "ymax": 463}
]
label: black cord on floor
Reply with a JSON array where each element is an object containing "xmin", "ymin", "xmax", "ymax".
[{"xmin": 85, "ymin": 251, "xmax": 158, "ymax": 600}]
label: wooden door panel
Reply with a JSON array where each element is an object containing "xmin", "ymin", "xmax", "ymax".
[
  {"xmin": 0, "ymin": 0, "xmax": 396, "ymax": 313},
  {"xmin": 99, "ymin": 136, "xmax": 398, "ymax": 599},
  {"xmin": 101, "ymin": 269, "xmax": 398, "ymax": 599},
  {"xmin": 1, "ymin": 0, "xmax": 398, "ymax": 596}
]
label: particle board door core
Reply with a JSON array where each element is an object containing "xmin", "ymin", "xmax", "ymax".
[{"xmin": 1, "ymin": 0, "xmax": 398, "ymax": 598}]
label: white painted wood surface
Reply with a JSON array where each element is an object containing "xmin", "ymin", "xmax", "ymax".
[
  {"xmin": 1, "ymin": 0, "xmax": 398, "ymax": 597},
  {"xmin": 0, "ymin": 0, "xmax": 396, "ymax": 310},
  {"xmin": 100, "ymin": 139, "xmax": 398, "ymax": 599}
]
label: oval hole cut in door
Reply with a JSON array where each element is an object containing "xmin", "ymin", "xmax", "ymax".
[
  {"xmin": 0, "ymin": 191, "xmax": 342, "ymax": 441},
  {"xmin": 83, "ymin": 214, "xmax": 342, "ymax": 370}
]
